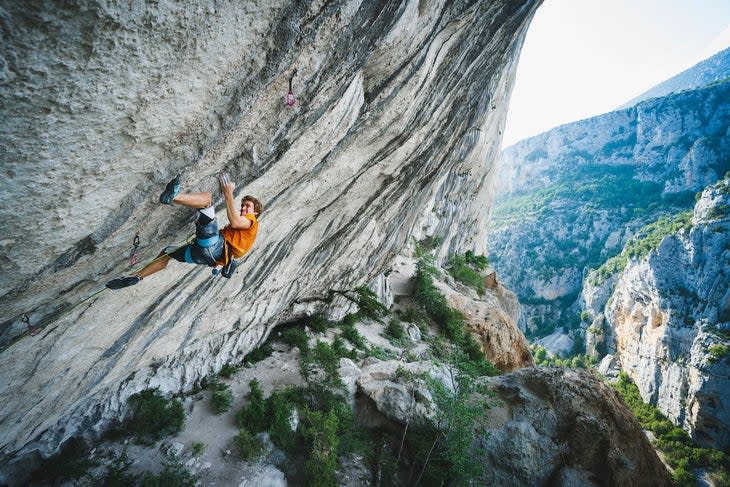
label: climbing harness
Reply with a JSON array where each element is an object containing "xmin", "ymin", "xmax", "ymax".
[
  {"xmin": 285, "ymin": 70, "xmax": 297, "ymax": 107},
  {"xmin": 210, "ymin": 240, "xmax": 238, "ymax": 278},
  {"xmin": 129, "ymin": 233, "xmax": 140, "ymax": 267}
]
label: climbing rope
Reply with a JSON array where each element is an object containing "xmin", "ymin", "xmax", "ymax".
[{"xmin": 14, "ymin": 234, "xmax": 196, "ymax": 341}]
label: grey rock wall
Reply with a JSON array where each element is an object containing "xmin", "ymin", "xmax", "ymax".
[
  {"xmin": 597, "ymin": 179, "xmax": 730, "ymax": 448},
  {"xmin": 488, "ymin": 80, "xmax": 730, "ymax": 338},
  {"xmin": 0, "ymin": 0, "xmax": 540, "ymax": 476},
  {"xmin": 358, "ymin": 364, "xmax": 673, "ymax": 486}
]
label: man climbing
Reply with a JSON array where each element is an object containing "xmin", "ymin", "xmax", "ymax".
[{"xmin": 106, "ymin": 173, "xmax": 262, "ymax": 289}]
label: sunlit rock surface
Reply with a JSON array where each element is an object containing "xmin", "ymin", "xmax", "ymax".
[
  {"xmin": 0, "ymin": 0, "xmax": 541, "ymax": 478},
  {"xmin": 358, "ymin": 364, "xmax": 673, "ymax": 486},
  {"xmin": 484, "ymin": 367, "xmax": 673, "ymax": 487},
  {"xmin": 435, "ymin": 272, "xmax": 534, "ymax": 372},
  {"xmin": 596, "ymin": 180, "xmax": 730, "ymax": 449},
  {"xmin": 488, "ymin": 79, "xmax": 730, "ymax": 341}
]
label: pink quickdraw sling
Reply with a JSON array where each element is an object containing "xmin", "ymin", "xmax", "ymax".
[{"xmin": 285, "ymin": 70, "xmax": 297, "ymax": 107}]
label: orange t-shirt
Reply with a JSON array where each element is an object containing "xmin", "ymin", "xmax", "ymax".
[{"xmin": 217, "ymin": 214, "xmax": 258, "ymax": 265}]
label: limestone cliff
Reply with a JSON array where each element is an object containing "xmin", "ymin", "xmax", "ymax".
[
  {"xmin": 0, "ymin": 0, "xmax": 541, "ymax": 476},
  {"xmin": 434, "ymin": 272, "xmax": 533, "ymax": 372},
  {"xmin": 359, "ymin": 364, "xmax": 672, "ymax": 486},
  {"xmin": 488, "ymin": 78, "xmax": 730, "ymax": 345},
  {"xmin": 584, "ymin": 178, "xmax": 730, "ymax": 448}
]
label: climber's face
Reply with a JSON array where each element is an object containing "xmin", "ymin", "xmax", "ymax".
[{"xmin": 240, "ymin": 199, "xmax": 256, "ymax": 216}]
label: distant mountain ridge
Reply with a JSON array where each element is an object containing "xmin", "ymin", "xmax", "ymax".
[
  {"xmin": 487, "ymin": 49, "xmax": 730, "ymax": 450},
  {"xmin": 489, "ymin": 78, "xmax": 730, "ymax": 340},
  {"xmin": 619, "ymin": 46, "xmax": 730, "ymax": 108}
]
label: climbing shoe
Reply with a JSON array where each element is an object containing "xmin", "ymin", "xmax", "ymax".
[
  {"xmin": 105, "ymin": 276, "xmax": 141, "ymax": 290},
  {"xmin": 159, "ymin": 174, "xmax": 181, "ymax": 205}
]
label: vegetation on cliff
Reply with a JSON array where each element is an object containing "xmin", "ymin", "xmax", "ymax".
[
  {"xmin": 591, "ymin": 209, "xmax": 693, "ymax": 285},
  {"xmin": 614, "ymin": 373, "xmax": 730, "ymax": 486}
]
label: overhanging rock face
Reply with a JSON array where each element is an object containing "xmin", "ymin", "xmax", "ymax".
[{"xmin": 0, "ymin": 0, "xmax": 540, "ymax": 476}]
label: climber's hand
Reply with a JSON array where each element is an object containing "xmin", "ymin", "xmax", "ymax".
[{"xmin": 219, "ymin": 172, "xmax": 235, "ymax": 193}]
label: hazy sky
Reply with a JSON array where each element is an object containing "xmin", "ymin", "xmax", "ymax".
[{"xmin": 502, "ymin": 0, "xmax": 730, "ymax": 148}]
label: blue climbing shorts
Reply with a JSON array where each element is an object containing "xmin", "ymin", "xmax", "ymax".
[{"xmin": 169, "ymin": 207, "xmax": 224, "ymax": 266}]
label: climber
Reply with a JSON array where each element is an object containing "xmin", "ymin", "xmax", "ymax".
[{"xmin": 105, "ymin": 173, "xmax": 262, "ymax": 290}]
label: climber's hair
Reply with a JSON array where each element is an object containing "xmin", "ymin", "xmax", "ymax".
[{"xmin": 242, "ymin": 195, "xmax": 263, "ymax": 216}]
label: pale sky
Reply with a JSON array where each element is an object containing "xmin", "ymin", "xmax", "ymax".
[{"xmin": 502, "ymin": 0, "xmax": 730, "ymax": 148}]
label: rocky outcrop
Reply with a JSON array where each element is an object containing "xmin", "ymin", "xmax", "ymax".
[
  {"xmin": 435, "ymin": 274, "xmax": 534, "ymax": 372},
  {"xmin": 357, "ymin": 364, "xmax": 673, "ymax": 486},
  {"xmin": 488, "ymin": 77, "xmax": 730, "ymax": 342},
  {"xmin": 589, "ymin": 179, "xmax": 730, "ymax": 448},
  {"xmin": 483, "ymin": 367, "xmax": 673, "ymax": 487},
  {"xmin": 386, "ymin": 254, "xmax": 533, "ymax": 372},
  {"xmin": 0, "ymin": 0, "xmax": 542, "ymax": 476}
]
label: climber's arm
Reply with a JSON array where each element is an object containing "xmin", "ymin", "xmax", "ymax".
[{"xmin": 219, "ymin": 174, "xmax": 252, "ymax": 230}]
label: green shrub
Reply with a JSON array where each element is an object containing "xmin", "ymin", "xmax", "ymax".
[
  {"xmin": 263, "ymin": 382, "xmax": 368, "ymax": 482},
  {"xmin": 448, "ymin": 255, "xmax": 486, "ymax": 295},
  {"xmin": 301, "ymin": 341, "xmax": 343, "ymax": 388},
  {"xmin": 708, "ymin": 344, "xmax": 730, "ymax": 363},
  {"xmin": 418, "ymin": 236, "xmax": 443, "ymax": 251},
  {"xmin": 139, "ymin": 462, "xmax": 198, "ymax": 487},
  {"xmin": 126, "ymin": 389, "xmax": 185, "ymax": 444},
  {"xmin": 385, "ymin": 319, "xmax": 405, "ymax": 340},
  {"xmin": 218, "ymin": 363, "xmax": 239, "ymax": 378},
  {"xmin": 340, "ymin": 323, "xmax": 367, "ymax": 350},
  {"xmin": 209, "ymin": 382, "xmax": 233, "ymax": 415},
  {"xmin": 448, "ymin": 254, "xmax": 486, "ymax": 295},
  {"xmin": 464, "ymin": 250, "xmax": 489, "ymax": 270},
  {"xmin": 245, "ymin": 341, "xmax": 274, "ymax": 363},
  {"xmin": 368, "ymin": 346, "xmax": 397, "ymax": 361},
  {"xmin": 281, "ymin": 327, "xmax": 310, "ymax": 353},
  {"xmin": 394, "ymin": 365, "xmax": 422, "ymax": 383},
  {"xmin": 707, "ymin": 204, "xmax": 729, "ymax": 220},
  {"xmin": 89, "ymin": 449, "xmax": 135, "ymax": 486},
  {"xmin": 413, "ymin": 257, "xmax": 462, "ymax": 342},
  {"xmin": 267, "ymin": 390, "xmax": 298, "ymax": 452},
  {"xmin": 332, "ymin": 335, "xmax": 355, "ymax": 360},
  {"xmin": 672, "ymin": 465, "xmax": 695, "ymax": 487},
  {"xmin": 354, "ymin": 287, "xmax": 389, "ymax": 321},
  {"xmin": 301, "ymin": 408, "xmax": 339, "ymax": 487},
  {"xmin": 614, "ymin": 372, "xmax": 730, "ymax": 479},
  {"xmin": 384, "ymin": 318, "xmax": 408, "ymax": 347},
  {"xmin": 399, "ymin": 307, "xmax": 425, "ymax": 324},
  {"xmin": 306, "ymin": 314, "xmax": 332, "ymax": 333},
  {"xmin": 592, "ymin": 210, "xmax": 693, "ymax": 286},
  {"xmin": 233, "ymin": 428, "xmax": 265, "ymax": 461},
  {"xmin": 312, "ymin": 341, "xmax": 340, "ymax": 376},
  {"xmin": 340, "ymin": 313, "xmax": 360, "ymax": 327},
  {"xmin": 236, "ymin": 379, "xmax": 267, "ymax": 432},
  {"xmin": 191, "ymin": 441, "xmax": 206, "ymax": 456},
  {"xmin": 405, "ymin": 350, "xmax": 493, "ymax": 486}
]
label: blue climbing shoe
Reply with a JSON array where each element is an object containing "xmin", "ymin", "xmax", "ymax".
[
  {"xmin": 105, "ymin": 276, "xmax": 141, "ymax": 290},
  {"xmin": 159, "ymin": 174, "xmax": 181, "ymax": 205}
]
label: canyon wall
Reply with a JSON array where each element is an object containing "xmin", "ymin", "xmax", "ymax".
[
  {"xmin": 0, "ymin": 0, "xmax": 541, "ymax": 477},
  {"xmin": 584, "ymin": 179, "xmax": 730, "ymax": 448},
  {"xmin": 488, "ymin": 79, "xmax": 730, "ymax": 343}
]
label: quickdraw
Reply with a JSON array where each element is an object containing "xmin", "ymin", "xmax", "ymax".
[
  {"xmin": 286, "ymin": 69, "xmax": 297, "ymax": 107},
  {"xmin": 22, "ymin": 314, "xmax": 40, "ymax": 336},
  {"xmin": 129, "ymin": 233, "xmax": 141, "ymax": 267}
]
